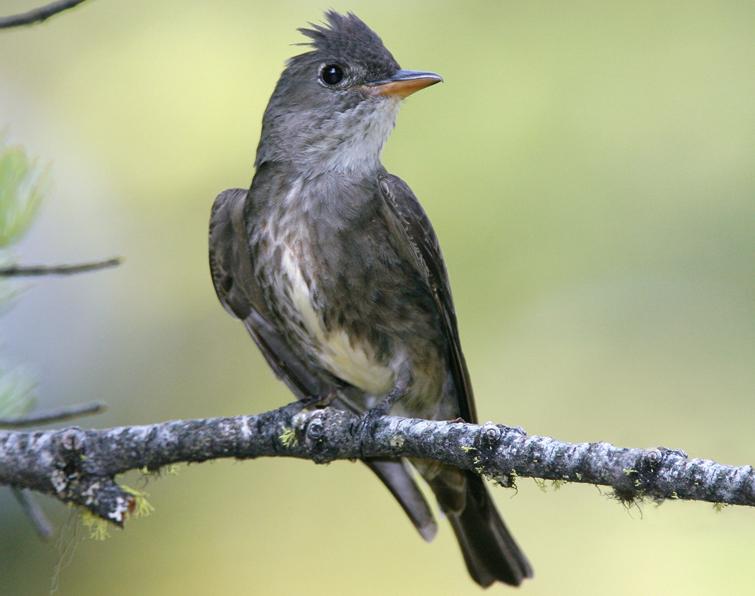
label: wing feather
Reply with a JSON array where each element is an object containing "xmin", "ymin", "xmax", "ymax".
[
  {"xmin": 209, "ymin": 188, "xmax": 322, "ymax": 399},
  {"xmin": 377, "ymin": 173, "xmax": 477, "ymax": 423}
]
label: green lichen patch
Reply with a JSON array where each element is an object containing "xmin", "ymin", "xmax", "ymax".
[
  {"xmin": 122, "ymin": 485, "xmax": 155, "ymax": 519},
  {"xmin": 80, "ymin": 510, "xmax": 110, "ymax": 541},
  {"xmin": 279, "ymin": 427, "xmax": 298, "ymax": 448}
]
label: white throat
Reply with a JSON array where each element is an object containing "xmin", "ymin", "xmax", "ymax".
[{"xmin": 311, "ymin": 98, "xmax": 400, "ymax": 175}]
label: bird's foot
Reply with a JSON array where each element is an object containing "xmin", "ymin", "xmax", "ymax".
[
  {"xmin": 356, "ymin": 379, "xmax": 409, "ymax": 455},
  {"xmin": 303, "ymin": 390, "xmax": 338, "ymax": 409},
  {"xmin": 281, "ymin": 391, "xmax": 337, "ymax": 415},
  {"xmin": 369, "ymin": 395, "xmax": 397, "ymax": 418},
  {"xmin": 373, "ymin": 366, "xmax": 411, "ymax": 415}
]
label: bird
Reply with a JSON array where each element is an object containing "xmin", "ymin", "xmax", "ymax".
[{"xmin": 209, "ymin": 11, "xmax": 532, "ymax": 588}]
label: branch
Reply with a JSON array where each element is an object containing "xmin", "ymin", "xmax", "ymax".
[
  {"xmin": 0, "ymin": 401, "xmax": 106, "ymax": 428},
  {"xmin": 0, "ymin": 257, "xmax": 121, "ymax": 277},
  {"xmin": 4, "ymin": 400, "xmax": 104, "ymax": 538},
  {"xmin": 0, "ymin": 0, "xmax": 89, "ymax": 30},
  {"xmin": 11, "ymin": 488, "xmax": 53, "ymax": 539},
  {"xmin": 0, "ymin": 405, "xmax": 752, "ymax": 525}
]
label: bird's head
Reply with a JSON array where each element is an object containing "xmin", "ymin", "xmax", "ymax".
[{"xmin": 255, "ymin": 11, "xmax": 441, "ymax": 174}]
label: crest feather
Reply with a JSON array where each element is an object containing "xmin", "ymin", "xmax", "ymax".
[
  {"xmin": 299, "ymin": 11, "xmax": 382, "ymax": 50},
  {"xmin": 295, "ymin": 11, "xmax": 399, "ymax": 76}
]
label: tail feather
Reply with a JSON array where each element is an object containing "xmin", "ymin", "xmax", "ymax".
[
  {"xmin": 367, "ymin": 458, "xmax": 438, "ymax": 542},
  {"xmin": 441, "ymin": 471, "xmax": 533, "ymax": 587}
]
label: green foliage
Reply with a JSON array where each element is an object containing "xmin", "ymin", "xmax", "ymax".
[
  {"xmin": 0, "ymin": 365, "xmax": 35, "ymax": 418},
  {"xmin": 0, "ymin": 139, "xmax": 47, "ymax": 248},
  {"xmin": 0, "ymin": 137, "xmax": 45, "ymax": 420}
]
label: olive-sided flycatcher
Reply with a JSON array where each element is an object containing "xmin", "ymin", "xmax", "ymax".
[{"xmin": 209, "ymin": 11, "xmax": 532, "ymax": 587}]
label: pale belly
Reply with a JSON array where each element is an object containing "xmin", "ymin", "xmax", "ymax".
[{"xmin": 278, "ymin": 244, "xmax": 396, "ymax": 396}]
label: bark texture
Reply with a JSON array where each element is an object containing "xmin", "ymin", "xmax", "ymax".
[{"xmin": 1, "ymin": 404, "xmax": 752, "ymax": 524}]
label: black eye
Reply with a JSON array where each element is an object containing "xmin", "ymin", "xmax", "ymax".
[{"xmin": 320, "ymin": 64, "xmax": 344, "ymax": 86}]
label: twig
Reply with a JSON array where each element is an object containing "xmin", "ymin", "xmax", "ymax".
[
  {"xmin": 0, "ymin": 405, "xmax": 751, "ymax": 525},
  {"xmin": 0, "ymin": 257, "xmax": 121, "ymax": 277},
  {"xmin": 0, "ymin": 0, "xmax": 89, "ymax": 30},
  {"xmin": 0, "ymin": 401, "xmax": 106, "ymax": 428},
  {"xmin": 11, "ymin": 488, "xmax": 54, "ymax": 539}
]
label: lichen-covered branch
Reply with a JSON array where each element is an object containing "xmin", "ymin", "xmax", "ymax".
[
  {"xmin": 0, "ymin": 0, "xmax": 89, "ymax": 30},
  {"xmin": 0, "ymin": 404, "xmax": 752, "ymax": 524}
]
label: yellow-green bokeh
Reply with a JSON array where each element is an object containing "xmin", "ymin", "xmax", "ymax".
[{"xmin": 1, "ymin": 1, "xmax": 753, "ymax": 594}]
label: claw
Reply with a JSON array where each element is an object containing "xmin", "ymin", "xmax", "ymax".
[
  {"xmin": 357, "ymin": 372, "xmax": 411, "ymax": 455},
  {"xmin": 292, "ymin": 390, "xmax": 338, "ymax": 412}
]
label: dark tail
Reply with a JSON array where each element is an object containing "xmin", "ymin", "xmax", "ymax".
[
  {"xmin": 438, "ymin": 471, "xmax": 533, "ymax": 587},
  {"xmin": 366, "ymin": 458, "xmax": 438, "ymax": 542}
]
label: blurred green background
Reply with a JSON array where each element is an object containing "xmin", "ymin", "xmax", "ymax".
[{"xmin": 1, "ymin": 1, "xmax": 753, "ymax": 594}]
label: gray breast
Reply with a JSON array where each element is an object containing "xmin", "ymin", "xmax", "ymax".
[{"xmin": 252, "ymin": 176, "xmax": 397, "ymax": 396}]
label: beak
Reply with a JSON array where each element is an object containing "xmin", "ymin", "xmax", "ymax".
[{"xmin": 365, "ymin": 69, "xmax": 443, "ymax": 99}]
